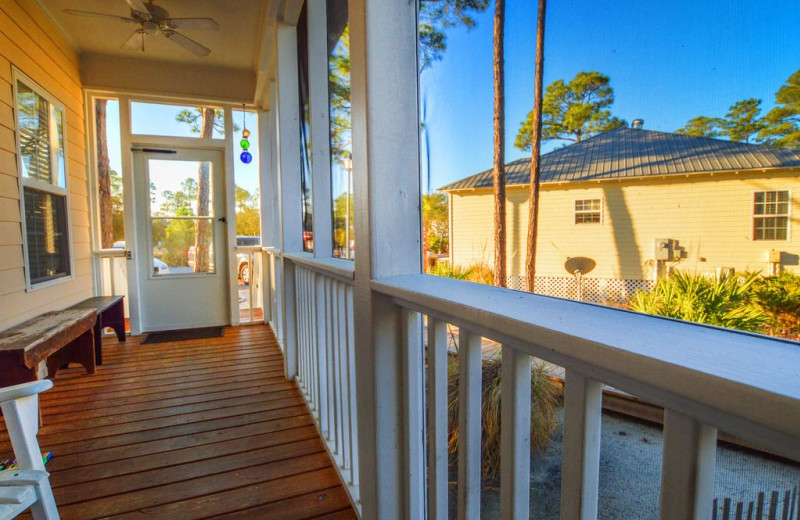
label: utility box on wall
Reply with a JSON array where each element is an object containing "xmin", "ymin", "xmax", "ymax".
[
  {"xmin": 768, "ymin": 249, "xmax": 782, "ymax": 263},
  {"xmin": 655, "ymin": 238, "xmax": 678, "ymax": 261}
]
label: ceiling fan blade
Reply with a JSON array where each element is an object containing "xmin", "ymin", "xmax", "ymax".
[
  {"xmin": 121, "ymin": 29, "xmax": 148, "ymax": 51},
  {"xmin": 167, "ymin": 18, "xmax": 220, "ymax": 31},
  {"xmin": 63, "ymin": 9, "xmax": 136, "ymax": 23},
  {"xmin": 162, "ymin": 31, "xmax": 211, "ymax": 57},
  {"xmin": 124, "ymin": 0, "xmax": 149, "ymax": 14}
]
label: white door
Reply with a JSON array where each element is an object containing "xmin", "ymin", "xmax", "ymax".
[{"xmin": 133, "ymin": 147, "xmax": 229, "ymax": 331}]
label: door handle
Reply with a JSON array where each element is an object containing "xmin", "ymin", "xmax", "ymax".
[{"xmin": 217, "ymin": 217, "xmax": 226, "ymax": 223}]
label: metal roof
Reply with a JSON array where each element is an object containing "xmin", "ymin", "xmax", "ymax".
[{"xmin": 439, "ymin": 127, "xmax": 800, "ymax": 191}]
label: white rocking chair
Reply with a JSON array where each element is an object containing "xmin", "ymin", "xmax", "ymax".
[{"xmin": 0, "ymin": 380, "xmax": 59, "ymax": 520}]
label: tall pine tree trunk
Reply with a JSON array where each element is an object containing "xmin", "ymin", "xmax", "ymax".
[
  {"xmin": 525, "ymin": 0, "xmax": 546, "ymax": 292},
  {"xmin": 492, "ymin": 0, "xmax": 506, "ymax": 288},
  {"xmin": 194, "ymin": 108, "xmax": 215, "ymax": 272},
  {"xmin": 96, "ymin": 99, "xmax": 113, "ymax": 248}
]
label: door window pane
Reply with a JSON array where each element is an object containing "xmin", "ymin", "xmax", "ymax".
[{"xmin": 149, "ymin": 159, "xmax": 215, "ymax": 275}]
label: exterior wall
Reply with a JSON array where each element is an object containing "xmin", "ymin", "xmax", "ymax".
[
  {"xmin": 450, "ymin": 169, "xmax": 800, "ymax": 289},
  {"xmin": 0, "ymin": 0, "xmax": 92, "ymax": 330}
]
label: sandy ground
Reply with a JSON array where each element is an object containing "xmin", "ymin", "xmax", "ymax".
[{"xmin": 448, "ymin": 410, "xmax": 800, "ymax": 519}]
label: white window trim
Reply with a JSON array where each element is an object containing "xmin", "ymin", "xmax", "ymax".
[
  {"xmin": 12, "ymin": 68, "xmax": 75, "ymax": 292},
  {"xmin": 574, "ymin": 197, "xmax": 603, "ymax": 225},
  {"xmin": 752, "ymin": 189, "xmax": 791, "ymax": 241}
]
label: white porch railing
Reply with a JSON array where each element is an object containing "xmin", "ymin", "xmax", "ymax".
[
  {"xmin": 93, "ymin": 249, "xmax": 130, "ymax": 323},
  {"xmin": 263, "ymin": 248, "xmax": 284, "ymax": 348},
  {"xmin": 367, "ymin": 273, "xmax": 800, "ymax": 520},
  {"xmin": 264, "ymin": 250, "xmax": 360, "ymax": 510}
]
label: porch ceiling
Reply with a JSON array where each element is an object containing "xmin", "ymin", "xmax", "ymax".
[{"xmin": 35, "ymin": 0, "xmax": 269, "ymax": 71}]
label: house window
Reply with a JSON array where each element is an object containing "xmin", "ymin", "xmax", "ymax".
[
  {"xmin": 753, "ymin": 190, "xmax": 789, "ymax": 240},
  {"xmin": 575, "ymin": 199, "xmax": 602, "ymax": 224},
  {"xmin": 14, "ymin": 72, "xmax": 72, "ymax": 287}
]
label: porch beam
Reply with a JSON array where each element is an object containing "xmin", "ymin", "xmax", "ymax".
[{"xmin": 349, "ymin": 0, "xmax": 422, "ymax": 516}]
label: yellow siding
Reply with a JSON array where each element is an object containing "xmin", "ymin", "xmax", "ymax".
[
  {"xmin": 450, "ymin": 169, "xmax": 800, "ymax": 280},
  {"xmin": 0, "ymin": 0, "xmax": 92, "ymax": 330}
]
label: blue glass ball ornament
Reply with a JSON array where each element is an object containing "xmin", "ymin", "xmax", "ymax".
[{"xmin": 240, "ymin": 151, "xmax": 253, "ymax": 164}]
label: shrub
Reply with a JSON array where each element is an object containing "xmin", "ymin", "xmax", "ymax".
[
  {"xmin": 752, "ymin": 272, "xmax": 800, "ymax": 336},
  {"xmin": 427, "ymin": 262, "xmax": 472, "ymax": 280},
  {"xmin": 628, "ymin": 270, "xmax": 768, "ymax": 332},
  {"xmin": 446, "ymin": 352, "xmax": 560, "ymax": 480}
]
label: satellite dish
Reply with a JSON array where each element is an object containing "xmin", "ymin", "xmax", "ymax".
[{"xmin": 564, "ymin": 257, "xmax": 596, "ymax": 275}]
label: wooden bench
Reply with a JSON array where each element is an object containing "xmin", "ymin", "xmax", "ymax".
[
  {"xmin": 0, "ymin": 309, "xmax": 97, "ymax": 388},
  {"xmin": 69, "ymin": 296, "xmax": 126, "ymax": 366}
]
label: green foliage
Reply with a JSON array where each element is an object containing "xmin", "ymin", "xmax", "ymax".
[
  {"xmin": 759, "ymin": 69, "xmax": 800, "ymax": 148},
  {"xmin": 676, "ymin": 116, "xmax": 723, "ymax": 138},
  {"xmin": 235, "ymin": 186, "xmax": 260, "ymax": 237},
  {"xmin": 629, "ymin": 270, "xmax": 768, "ymax": 332},
  {"xmin": 418, "ymin": 0, "xmax": 489, "ymax": 71},
  {"xmin": 751, "ymin": 272, "xmax": 800, "ymax": 335},
  {"xmin": 447, "ymin": 352, "xmax": 559, "ymax": 479},
  {"xmin": 329, "ymin": 26, "xmax": 351, "ymax": 162},
  {"xmin": 677, "ymin": 99, "xmax": 766, "ymax": 143},
  {"xmin": 109, "ymin": 169, "xmax": 125, "ymax": 243},
  {"xmin": 427, "ymin": 261, "xmax": 494, "ymax": 285},
  {"xmin": 515, "ymin": 72, "xmax": 627, "ymax": 150},
  {"xmin": 423, "ymin": 193, "xmax": 449, "ymax": 254}
]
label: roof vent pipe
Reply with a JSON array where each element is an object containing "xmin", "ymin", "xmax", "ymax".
[{"xmin": 631, "ymin": 119, "xmax": 644, "ymax": 129}]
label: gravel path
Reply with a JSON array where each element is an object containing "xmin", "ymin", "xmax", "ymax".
[{"xmin": 448, "ymin": 410, "xmax": 800, "ymax": 519}]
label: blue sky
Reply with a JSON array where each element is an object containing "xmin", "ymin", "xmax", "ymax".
[{"xmin": 420, "ymin": 0, "xmax": 800, "ymax": 192}]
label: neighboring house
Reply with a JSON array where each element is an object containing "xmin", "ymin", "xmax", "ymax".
[{"xmin": 440, "ymin": 126, "xmax": 800, "ymax": 303}]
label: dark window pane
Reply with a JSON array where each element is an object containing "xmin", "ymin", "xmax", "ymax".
[{"xmin": 24, "ymin": 187, "xmax": 70, "ymax": 284}]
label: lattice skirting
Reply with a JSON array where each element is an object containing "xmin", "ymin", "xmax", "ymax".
[{"xmin": 506, "ymin": 276, "xmax": 655, "ymax": 304}]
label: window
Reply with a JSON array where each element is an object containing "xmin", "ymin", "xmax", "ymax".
[
  {"xmin": 753, "ymin": 190, "xmax": 789, "ymax": 240},
  {"xmin": 14, "ymin": 72, "xmax": 72, "ymax": 288},
  {"xmin": 575, "ymin": 199, "xmax": 602, "ymax": 224},
  {"xmin": 130, "ymin": 101, "xmax": 225, "ymax": 139}
]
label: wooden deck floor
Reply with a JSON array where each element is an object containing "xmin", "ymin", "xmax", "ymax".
[{"xmin": 0, "ymin": 325, "xmax": 356, "ymax": 520}]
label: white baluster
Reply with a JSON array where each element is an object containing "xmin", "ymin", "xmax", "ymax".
[
  {"xmin": 560, "ymin": 370, "xmax": 603, "ymax": 520},
  {"xmin": 427, "ymin": 318, "xmax": 449, "ymax": 520},
  {"xmin": 660, "ymin": 410, "xmax": 717, "ymax": 520},
  {"xmin": 402, "ymin": 308, "xmax": 425, "ymax": 518},
  {"xmin": 500, "ymin": 346, "xmax": 532, "ymax": 519},
  {"xmin": 458, "ymin": 329, "xmax": 482, "ymax": 519}
]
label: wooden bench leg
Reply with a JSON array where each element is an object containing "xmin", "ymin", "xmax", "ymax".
[
  {"xmin": 46, "ymin": 329, "xmax": 96, "ymax": 379},
  {"xmin": 0, "ymin": 364, "xmax": 37, "ymax": 388}
]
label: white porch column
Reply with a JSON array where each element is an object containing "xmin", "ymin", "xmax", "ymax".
[
  {"xmin": 276, "ymin": 22, "xmax": 304, "ymax": 380},
  {"xmin": 307, "ymin": 0, "xmax": 333, "ymax": 258},
  {"xmin": 350, "ymin": 0, "xmax": 422, "ymax": 517}
]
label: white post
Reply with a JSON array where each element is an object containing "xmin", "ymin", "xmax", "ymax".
[
  {"xmin": 276, "ymin": 22, "xmax": 304, "ymax": 380},
  {"xmin": 458, "ymin": 330, "xmax": 482, "ymax": 520},
  {"xmin": 660, "ymin": 410, "xmax": 718, "ymax": 520},
  {"xmin": 350, "ymin": 0, "xmax": 422, "ymax": 516},
  {"xmin": 307, "ymin": 0, "xmax": 333, "ymax": 258},
  {"xmin": 500, "ymin": 346, "xmax": 532, "ymax": 519},
  {"xmin": 402, "ymin": 309, "xmax": 425, "ymax": 518},
  {"xmin": 560, "ymin": 370, "xmax": 603, "ymax": 520}
]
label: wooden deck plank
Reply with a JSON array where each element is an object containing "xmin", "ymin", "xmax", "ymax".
[{"xmin": 0, "ymin": 325, "xmax": 356, "ymax": 519}]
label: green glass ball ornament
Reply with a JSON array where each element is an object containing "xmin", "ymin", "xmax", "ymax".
[
  {"xmin": 240, "ymin": 139, "xmax": 250, "ymax": 149},
  {"xmin": 242, "ymin": 129, "xmax": 251, "ymax": 138}
]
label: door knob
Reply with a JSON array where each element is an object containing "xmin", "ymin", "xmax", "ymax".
[{"xmin": 217, "ymin": 217, "xmax": 226, "ymax": 223}]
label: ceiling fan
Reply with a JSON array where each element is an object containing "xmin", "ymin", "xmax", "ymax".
[{"xmin": 63, "ymin": 0, "xmax": 219, "ymax": 57}]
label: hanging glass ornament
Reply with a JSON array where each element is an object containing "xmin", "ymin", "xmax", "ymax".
[{"xmin": 239, "ymin": 105, "xmax": 254, "ymax": 164}]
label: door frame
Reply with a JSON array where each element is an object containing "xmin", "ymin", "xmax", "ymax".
[{"xmin": 84, "ymin": 91, "xmax": 242, "ymax": 335}]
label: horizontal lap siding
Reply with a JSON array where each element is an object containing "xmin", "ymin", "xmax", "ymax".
[
  {"xmin": 0, "ymin": 0, "xmax": 92, "ymax": 331},
  {"xmin": 450, "ymin": 170, "xmax": 800, "ymax": 281}
]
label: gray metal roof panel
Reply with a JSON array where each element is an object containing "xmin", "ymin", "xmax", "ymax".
[{"xmin": 440, "ymin": 127, "xmax": 800, "ymax": 191}]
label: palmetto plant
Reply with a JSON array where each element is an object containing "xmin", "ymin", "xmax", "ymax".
[
  {"xmin": 446, "ymin": 352, "xmax": 559, "ymax": 479},
  {"xmin": 629, "ymin": 270, "xmax": 768, "ymax": 332},
  {"xmin": 751, "ymin": 272, "xmax": 800, "ymax": 335}
]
